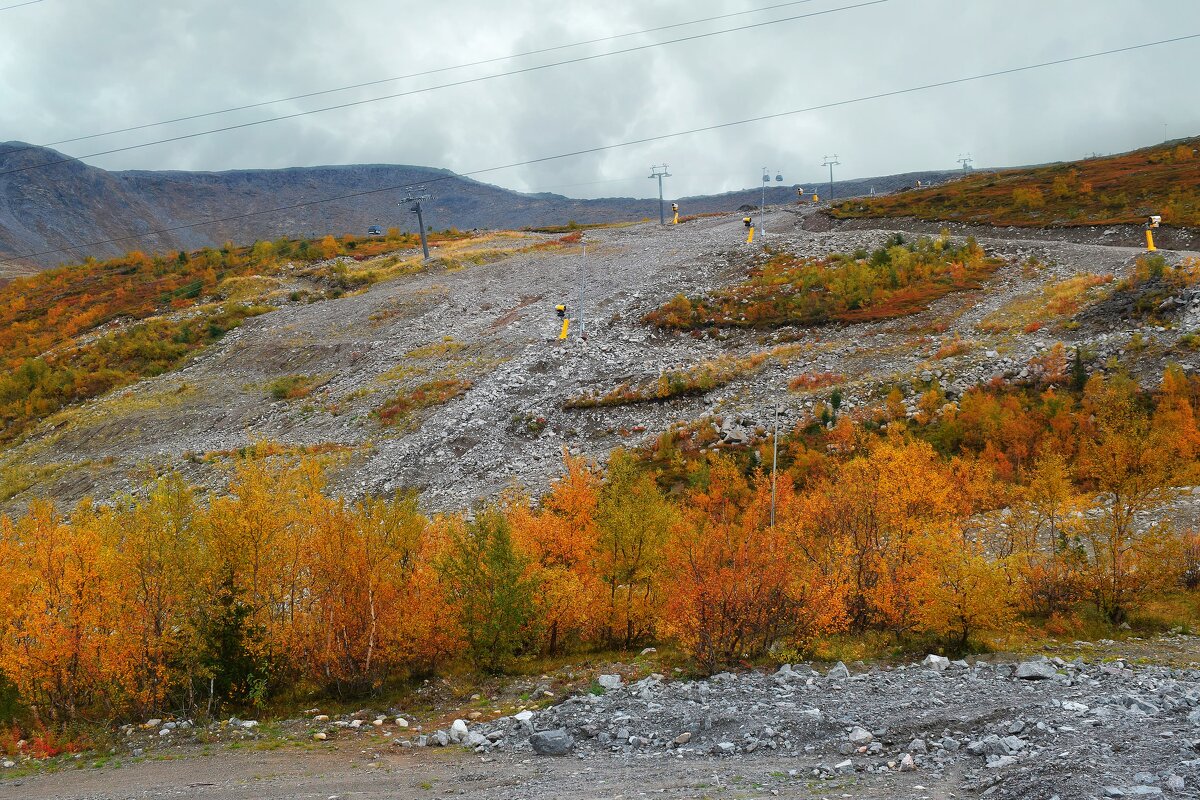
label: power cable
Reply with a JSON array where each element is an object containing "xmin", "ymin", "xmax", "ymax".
[
  {"xmin": 10, "ymin": 0, "xmax": 822, "ymax": 155},
  {"xmin": 2, "ymin": 32, "xmax": 1196, "ymax": 266},
  {"xmin": 0, "ymin": 0, "xmax": 889, "ymax": 177},
  {"xmin": 0, "ymin": 0, "xmax": 43, "ymax": 10}
]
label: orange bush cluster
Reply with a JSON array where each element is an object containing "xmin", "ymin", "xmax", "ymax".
[
  {"xmin": 787, "ymin": 372, "xmax": 845, "ymax": 392},
  {"xmin": 1, "ymin": 370, "xmax": 1197, "ymax": 720}
]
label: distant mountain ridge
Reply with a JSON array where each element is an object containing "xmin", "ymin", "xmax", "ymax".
[{"xmin": 0, "ymin": 141, "xmax": 963, "ymax": 270}]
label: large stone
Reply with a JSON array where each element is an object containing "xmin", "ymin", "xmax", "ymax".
[
  {"xmin": 530, "ymin": 729, "xmax": 573, "ymax": 756},
  {"xmin": 449, "ymin": 719, "xmax": 469, "ymax": 744},
  {"xmin": 848, "ymin": 726, "xmax": 874, "ymax": 746},
  {"xmin": 922, "ymin": 654, "xmax": 951, "ymax": 671},
  {"xmin": 1015, "ymin": 661, "xmax": 1059, "ymax": 680},
  {"xmin": 827, "ymin": 661, "xmax": 851, "ymax": 680},
  {"xmin": 597, "ymin": 674, "xmax": 624, "ymax": 690}
]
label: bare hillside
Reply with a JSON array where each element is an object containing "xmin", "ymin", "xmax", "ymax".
[{"xmin": 4, "ymin": 205, "xmax": 1198, "ymax": 517}]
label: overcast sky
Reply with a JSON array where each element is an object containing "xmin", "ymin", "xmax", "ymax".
[{"xmin": 2, "ymin": 0, "xmax": 1199, "ymax": 200}]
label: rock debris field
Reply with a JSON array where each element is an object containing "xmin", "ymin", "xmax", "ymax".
[
  {"xmin": 428, "ymin": 649, "xmax": 1200, "ymax": 798},
  {"xmin": 8, "ymin": 643, "xmax": 1200, "ymax": 799}
]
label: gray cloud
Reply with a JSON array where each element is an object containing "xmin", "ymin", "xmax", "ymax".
[{"xmin": 2, "ymin": 0, "xmax": 1198, "ymax": 200}]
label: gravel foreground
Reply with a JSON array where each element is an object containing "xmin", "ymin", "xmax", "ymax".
[{"xmin": 7, "ymin": 643, "xmax": 1200, "ymax": 799}]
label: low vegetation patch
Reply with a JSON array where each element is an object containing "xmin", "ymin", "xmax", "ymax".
[
  {"xmin": 0, "ymin": 302, "xmax": 270, "ymax": 442},
  {"xmin": 377, "ymin": 378, "xmax": 472, "ymax": 425},
  {"xmin": 267, "ymin": 374, "xmax": 325, "ymax": 401},
  {"xmin": 833, "ymin": 137, "xmax": 1200, "ymax": 226},
  {"xmin": 788, "ymin": 372, "xmax": 845, "ymax": 392},
  {"xmin": 980, "ymin": 273, "xmax": 1113, "ymax": 333},
  {"xmin": 645, "ymin": 235, "xmax": 1001, "ymax": 330},
  {"xmin": 934, "ymin": 335, "xmax": 974, "ymax": 359},
  {"xmin": 0, "ymin": 232, "xmax": 479, "ymax": 442},
  {"xmin": 565, "ymin": 354, "xmax": 768, "ymax": 409}
]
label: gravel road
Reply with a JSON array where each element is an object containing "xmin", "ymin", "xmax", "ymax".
[{"xmin": 7, "ymin": 639, "xmax": 1200, "ymax": 799}]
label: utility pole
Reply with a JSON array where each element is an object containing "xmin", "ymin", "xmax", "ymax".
[
  {"xmin": 648, "ymin": 164, "xmax": 671, "ymax": 225},
  {"xmin": 957, "ymin": 153, "xmax": 973, "ymax": 172},
  {"xmin": 578, "ymin": 237, "xmax": 587, "ymax": 339},
  {"xmin": 400, "ymin": 186, "xmax": 432, "ymax": 260},
  {"xmin": 822, "ymin": 155, "xmax": 840, "ymax": 204}
]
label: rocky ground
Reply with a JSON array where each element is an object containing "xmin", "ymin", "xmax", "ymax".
[
  {"xmin": 6, "ymin": 638, "xmax": 1200, "ymax": 799},
  {"xmin": 3, "ymin": 206, "xmax": 1199, "ymax": 516}
]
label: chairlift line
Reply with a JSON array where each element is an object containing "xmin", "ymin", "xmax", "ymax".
[
  {"xmin": 0, "ymin": 0, "xmax": 890, "ymax": 178},
  {"xmin": 2, "ymin": 31, "xmax": 1198, "ymax": 266},
  {"xmin": 6, "ymin": 0, "xmax": 824, "ymax": 157}
]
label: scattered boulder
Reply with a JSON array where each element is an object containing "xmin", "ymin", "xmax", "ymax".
[
  {"xmin": 1015, "ymin": 660, "xmax": 1059, "ymax": 680},
  {"xmin": 597, "ymin": 674, "xmax": 624, "ymax": 690},
  {"xmin": 530, "ymin": 729, "xmax": 574, "ymax": 756},
  {"xmin": 827, "ymin": 661, "xmax": 851, "ymax": 680},
  {"xmin": 922, "ymin": 654, "xmax": 951, "ymax": 671},
  {"xmin": 848, "ymin": 726, "xmax": 874, "ymax": 746}
]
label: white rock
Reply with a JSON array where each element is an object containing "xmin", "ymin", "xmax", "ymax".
[
  {"xmin": 922, "ymin": 654, "xmax": 951, "ymax": 671},
  {"xmin": 597, "ymin": 674, "xmax": 624, "ymax": 690},
  {"xmin": 848, "ymin": 726, "xmax": 874, "ymax": 745}
]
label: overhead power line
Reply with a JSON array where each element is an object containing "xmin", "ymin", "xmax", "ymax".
[
  {"xmin": 0, "ymin": 0, "xmax": 43, "ymax": 11},
  {"xmin": 0, "ymin": 0, "xmax": 889, "ymax": 178},
  {"xmin": 10, "ymin": 0, "xmax": 822, "ymax": 155},
  {"xmin": 2, "ymin": 31, "xmax": 1197, "ymax": 267}
]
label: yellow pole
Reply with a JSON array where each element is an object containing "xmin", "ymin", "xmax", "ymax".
[
  {"xmin": 1146, "ymin": 229, "xmax": 1156, "ymax": 252},
  {"xmin": 559, "ymin": 318, "xmax": 570, "ymax": 339},
  {"xmin": 812, "ymin": 193, "xmax": 819, "ymax": 203},
  {"xmin": 746, "ymin": 226, "xmax": 755, "ymax": 244},
  {"xmin": 673, "ymin": 212, "xmax": 679, "ymax": 224}
]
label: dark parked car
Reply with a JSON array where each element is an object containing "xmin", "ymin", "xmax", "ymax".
[{"xmin": 367, "ymin": 225, "xmax": 384, "ymax": 236}]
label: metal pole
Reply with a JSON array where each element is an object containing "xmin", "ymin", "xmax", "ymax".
[
  {"xmin": 648, "ymin": 165, "xmax": 671, "ymax": 226},
  {"xmin": 657, "ymin": 174, "xmax": 665, "ymax": 225},
  {"xmin": 770, "ymin": 402, "xmax": 779, "ymax": 528},
  {"xmin": 413, "ymin": 202, "xmax": 430, "ymax": 260},
  {"xmin": 579, "ymin": 239, "xmax": 586, "ymax": 338},
  {"xmin": 761, "ymin": 167, "xmax": 767, "ymax": 237},
  {"xmin": 822, "ymin": 155, "xmax": 840, "ymax": 204}
]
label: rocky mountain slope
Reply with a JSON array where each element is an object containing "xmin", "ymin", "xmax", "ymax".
[
  {"xmin": 0, "ymin": 140, "xmax": 961, "ymax": 272},
  {"xmin": 4, "ymin": 202, "xmax": 1198, "ymax": 519}
]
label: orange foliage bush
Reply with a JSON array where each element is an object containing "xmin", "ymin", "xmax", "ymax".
[{"xmin": 0, "ymin": 370, "xmax": 1197, "ymax": 715}]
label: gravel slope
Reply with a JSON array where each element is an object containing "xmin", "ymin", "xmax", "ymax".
[{"xmin": 5, "ymin": 207, "xmax": 1199, "ymax": 514}]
